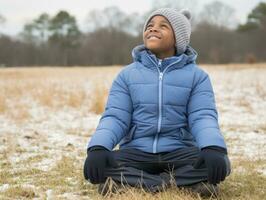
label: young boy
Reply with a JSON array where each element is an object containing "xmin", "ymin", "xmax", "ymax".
[{"xmin": 83, "ymin": 8, "xmax": 231, "ymax": 197}]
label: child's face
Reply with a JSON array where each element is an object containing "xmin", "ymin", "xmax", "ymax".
[{"xmin": 143, "ymin": 15, "xmax": 176, "ymax": 59}]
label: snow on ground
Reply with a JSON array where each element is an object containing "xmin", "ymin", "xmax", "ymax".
[
  {"xmin": 0, "ymin": 66, "xmax": 265, "ymax": 164},
  {"xmin": 208, "ymin": 67, "xmax": 266, "ymax": 161},
  {"xmin": 0, "ymin": 105, "xmax": 101, "ymax": 171},
  {"xmin": 0, "ymin": 65, "xmax": 265, "ymax": 197}
]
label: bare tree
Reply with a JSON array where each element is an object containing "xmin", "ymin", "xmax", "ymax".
[
  {"xmin": 2, "ymin": 3, "xmax": 266, "ymax": 66},
  {"xmin": 150, "ymin": 0, "xmax": 197, "ymax": 11},
  {"xmin": 0, "ymin": 14, "xmax": 5, "ymax": 25},
  {"xmin": 0, "ymin": 14, "xmax": 6, "ymax": 36},
  {"xmin": 199, "ymin": 1, "xmax": 237, "ymax": 29},
  {"xmin": 86, "ymin": 7, "xmax": 125, "ymax": 30},
  {"xmin": 86, "ymin": 6, "xmax": 141, "ymax": 35}
]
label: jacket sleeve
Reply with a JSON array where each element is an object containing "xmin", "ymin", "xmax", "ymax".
[
  {"xmin": 187, "ymin": 69, "xmax": 226, "ymax": 149},
  {"xmin": 87, "ymin": 69, "xmax": 133, "ymax": 151}
]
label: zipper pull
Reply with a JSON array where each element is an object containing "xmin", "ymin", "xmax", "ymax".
[
  {"xmin": 158, "ymin": 59, "xmax": 162, "ymax": 67},
  {"xmin": 159, "ymin": 72, "xmax": 163, "ymax": 80}
]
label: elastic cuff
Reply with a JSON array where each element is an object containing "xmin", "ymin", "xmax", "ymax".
[
  {"xmin": 87, "ymin": 145, "xmax": 108, "ymax": 153},
  {"xmin": 202, "ymin": 145, "xmax": 227, "ymax": 154}
]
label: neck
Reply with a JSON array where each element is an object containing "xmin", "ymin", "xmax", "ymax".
[{"xmin": 152, "ymin": 49, "xmax": 176, "ymax": 60}]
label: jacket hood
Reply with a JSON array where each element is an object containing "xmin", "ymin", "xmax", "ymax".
[{"xmin": 131, "ymin": 44, "xmax": 198, "ymax": 70}]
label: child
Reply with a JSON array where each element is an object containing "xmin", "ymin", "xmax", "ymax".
[{"xmin": 83, "ymin": 8, "xmax": 231, "ymax": 197}]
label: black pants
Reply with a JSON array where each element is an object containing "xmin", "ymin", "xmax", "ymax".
[{"xmin": 89, "ymin": 147, "xmax": 231, "ymax": 191}]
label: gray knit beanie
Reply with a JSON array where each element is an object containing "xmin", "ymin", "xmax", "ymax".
[{"xmin": 143, "ymin": 8, "xmax": 192, "ymax": 55}]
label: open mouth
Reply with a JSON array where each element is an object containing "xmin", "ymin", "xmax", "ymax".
[{"xmin": 147, "ymin": 35, "xmax": 161, "ymax": 39}]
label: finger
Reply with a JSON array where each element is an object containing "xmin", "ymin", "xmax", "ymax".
[
  {"xmin": 84, "ymin": 168, "xmax": 88, "ymax": 180},
  {"xmin": 91, "ymin": 168, "xmax": 99, "ymax": 184},
  {"xmin": 95, "ymin": 168, "xmax": 100, "ymax": 183},
  {"xmin": 212, "ymin": 167, "xmax": 218, "ymax": 184},
  {"xmin": 221, "ymin": 167, "xmax": 226, "ymax": 182},
  {"xmin": 83, "ymin": 159, "xmax": 89, "ymax": 180},
  {"xmin": 98, "ymin": 168, "xmax": 105, "ymax": 183},
  {"xmin": 193, "ymin": 156, "xmax": 204, "ymax": 169},
  {"xmin": 217, "ymin": 167, "xmax": 223, "ymax": 184},
  {"xmin": 208, "ymin": 166, "xmax": 213, "ymax": 184},
  {"xmin": 88, "ymin": 167, "xmax": 95, "ymax": 183}
]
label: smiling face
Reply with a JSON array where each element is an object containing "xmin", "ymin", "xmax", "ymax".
[{"xmin": 143, "ymin": 15, "xmax": 176, "ymax": 59}]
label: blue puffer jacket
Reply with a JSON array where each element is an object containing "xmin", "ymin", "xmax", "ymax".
[{"xmin": 88, "ymin": 45, "xmax": 227, "ymax": 153}]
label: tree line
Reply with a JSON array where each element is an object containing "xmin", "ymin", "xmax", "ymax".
[{"xmin": 0, "ymin": 1, "xmax": 265, "ymax": 66}]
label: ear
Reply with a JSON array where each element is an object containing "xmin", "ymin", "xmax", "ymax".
[{"xmin": 180, "ymin": 9, "xmax": 192, "ymax": 21}]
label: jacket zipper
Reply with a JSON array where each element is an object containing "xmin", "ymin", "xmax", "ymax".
[
  {"xmin": 147, "ymin": 57, "xmax": 181, "ymax": 153},
  {"xmin": 153, "ymin": 60, "xmax": 163, "ymax": 153}
]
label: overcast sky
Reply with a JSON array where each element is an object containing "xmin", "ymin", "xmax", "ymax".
[{"xmin": 0, "ymin": 0, "xmax": 265, "ymax": 36}]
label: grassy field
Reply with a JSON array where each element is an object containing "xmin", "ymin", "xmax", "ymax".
[{"xmin": 0, "ymin": 64, "xmax": 266, "ymax": 199}]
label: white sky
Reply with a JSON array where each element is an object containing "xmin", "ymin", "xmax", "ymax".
[{"xmin": 0, "ymin": 0, "xmax": 265, "ymax": 36}]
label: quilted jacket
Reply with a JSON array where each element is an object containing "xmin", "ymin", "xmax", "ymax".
[{"xmin": 87, "ymin": 45, "xmax": 227, "ymax": 153}]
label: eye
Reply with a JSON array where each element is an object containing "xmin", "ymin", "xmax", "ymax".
[
  {"xmin": 146, "ymin": 24, "xmax": 153, "ymax": 28},
  {"xmin": 161, "ymin": 24, "xmax": 169, "ymax": 29}
]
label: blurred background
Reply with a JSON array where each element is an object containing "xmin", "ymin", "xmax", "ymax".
[
  {"xmin": 0, "ymin": 0, "xmax": 266, "ymax": 67},
  {"xmin": 0, "ymin": 1, "xmax": 266, "ymax": 199}
]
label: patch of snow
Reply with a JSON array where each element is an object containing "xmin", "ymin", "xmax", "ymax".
[
  {"xmin": 46, "ymin": 189, "xmax": 53, "ymax": 200},
  {"xmin": 225, "ymin": 131, "xmax": 266, "ymax": 159},
  {"xmin": 32, "ymin": 158, "xmax": 58, "ymax": 172},
  {"xmin": 0, "ymin": 184, "xmax": 10, "ymax": 192},
  {"xmin": 257, "ymin": 168, "xmax": 266, "ymax": 176}
]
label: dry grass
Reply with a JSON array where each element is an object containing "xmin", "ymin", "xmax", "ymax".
[
  {"xmin": 0, "ymin": 66, "xmax": 120, "ymax": 122},
  {"xmin": 1, "ymin": 152, "xmax": 265, "ymax": 199},
  {"xmin": 2, "ymin": 186, "xmax": 36, "ymax": 199},
  {"xmin": 237, "ymin": 98, "xmax": 253, "ymax": 113},
  {"xmin": 0, "ymin": 94, "xmax": 7, "ymax": 113},
  {"xmin": 89, "ymin": 80, "xmax": 110, "ymax": 114},
  {"xmin": 0, "ymin": 64, "xmax": 266, "ymax": 199},
  {"xmin": 201, "ymin": 63, "xmax": 266, "ymax": 70}
]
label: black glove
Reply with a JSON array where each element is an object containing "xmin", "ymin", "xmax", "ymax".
[
  {"xmin": 193, "ymin": 146, "xmax": 227, "ymax": 184},
  {"xmin": 83, "ymin": 146, "xmax": 117, "ymax": 184}
]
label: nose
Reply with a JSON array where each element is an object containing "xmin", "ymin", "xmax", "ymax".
[{"xmin": 148, "ymin": 26, "xmax": 158, "ymax": 32}]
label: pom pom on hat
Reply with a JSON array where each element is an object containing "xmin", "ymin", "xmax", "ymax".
[{"xmin": 180, "ymin": 9, "xmax": 192, "ymax": 21}]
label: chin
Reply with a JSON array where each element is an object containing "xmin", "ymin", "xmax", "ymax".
[{"xmin": 145, "ymin": 44, "xmax": 160, "ymax": 53}]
